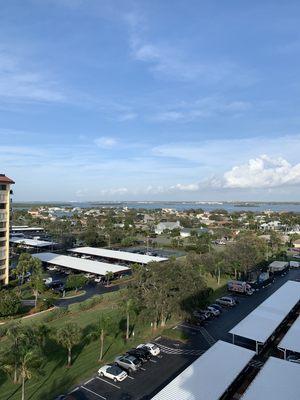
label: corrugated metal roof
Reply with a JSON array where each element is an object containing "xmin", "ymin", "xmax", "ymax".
[
  {"xmin": 10, "ymin": 237, "xmax": 56, "ymax": 247},
  {"xmin": 241, "ymin": 357, "xmax": 300, "ymax": 400},
  {"xmin": 69, "ymin": 247, "xmax": 168, "ymax": 264},
  {"xmin": 230, "ymin": 280, "xmax": 300, "ymax": 343},
  {"xmin": 278, "ymin": 315, "xmax": 300, "ymax": 353},
  {"xmin": 32, "ymin": 252, "xmax": 129, "ymax": 275},
  {"xmin": 152, "ymin": 341, "xmax": 254, "ymax": 400}
]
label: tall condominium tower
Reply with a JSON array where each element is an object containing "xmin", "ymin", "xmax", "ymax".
[{"xmin": 0, "ymin": 174, "xmax": 15, "ymax": 285}]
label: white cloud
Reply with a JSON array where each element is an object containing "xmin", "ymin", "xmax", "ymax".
[
  {"xmin": 169, "ymin": 183, "xmax": 199, "ymax": 192},
  {"xmin": 223, "ymin": 155, "xmax": 300, "ymax": 188},
  {"xmin": 125, "ymin": 12, "xmax": 256, "ymax": 86},
  {"xmin": 99, "ymin": 187, "xmax": 129, "ymax": 196},
  {"xmin": 153, "ymin": 97, "xmax": 252, "ymax": 122},
  {"xmin": 94, "ymin": 136, "xmax": 118, "ymax": 149},
  {"xmin": 0, "ymin": 48, "xmax": 66, "ymax": 103},
  {"xmin": 118, "ymin": 112, "xmax": 138, "ymax": 121}
]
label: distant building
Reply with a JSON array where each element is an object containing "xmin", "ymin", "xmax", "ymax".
[
  {"xmin": 155, "ymin": 221, "xmax": 181, "ymax": 235},
  {"xmin": 293, "ymin": 239, "xmax": 300, "ymax": 249},
  {"xmin": 180, "ymin": 227, "xmax": 209, "ymax": 238},
  {"xmin": 0, "ymin": 174, "xmax": 14, "ymax": 285}
]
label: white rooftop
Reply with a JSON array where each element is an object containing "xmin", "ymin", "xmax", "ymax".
[
  {"xmin": 152, "ymin": 341, "xmax": 254, "ymax": 400},
  {"xmin": 12, "ymin": 226, "xmax": 44, "ymax": 231},
  {"xmin": 268, "ymin": 261, "xmax": 289, "ymax": 270},
  {"xmin": 230, "ymin": 280, "xmax": 300, "ymax": 344},
  {"xmin": 278, "ymin": 315, "xmax": 300, "ymax": 354},
  {"xmin": 10, "ymin": 237, "xmax": 56, "ymax": 247},
  {"xmin": 32, "ymin": 252, "xmax": 129, "ymax": 276},
  {"xmin": 69, "ymin": 246, "xmax": 168, "ymax": 264},
  {"xmin": 241, "ymin": 357, "xmax": 300, "ymax": 400}
]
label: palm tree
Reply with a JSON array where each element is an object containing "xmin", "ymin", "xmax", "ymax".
[
  {"xmin": 105, "ymin": 271, "xmax": 114, "ymax": 286},
  {"xmin": 89, "ymin": 315, "xmax": 112, "ymax": 361},
  {"xmin": 124, "ymin": 299, "xmax": 134, "ymax": 341},
  {"xmin": 30, "ymin": 262, "xmax": 44, "ymax": 308},
  {"xmin": 5, "ymin": 322, "xmax": 26, "ymax": 383},
  {"xmin": 16, "ymin": 253, "xmax": 31, "ymax": 285},
  {"xmin": 19, "ymin": 348, "xmax": 43, "ymax": 400},
  {"xmin": 56, "ymin": 323, "xmax": 81, "ymax": 367}
]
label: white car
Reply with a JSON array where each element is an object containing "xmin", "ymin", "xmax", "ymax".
[
  {"xmin": 207, "ymin": 306, "xmax": 221, "ymax": 316},
  {"xmin": 98, "ymin": 364, "xmax": 128, "ymax": 382},
  {"xmin": 137, "ymin": 342, "xmax": 161, "ymax": 356}
]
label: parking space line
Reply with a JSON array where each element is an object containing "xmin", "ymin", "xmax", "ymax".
[
  {"xmin": 96, "ymin": 376, "xmax": 121, "ymax": 389},
  {"xmin": 150, "ymin": 359, "xmax": 157, "ymax": 363},
  {"xmin": 140, "ymin": 367, "xmax": 146, "ymax": 371},
  {"xmin": 81, "ymin": 386, "xmax": 107, "ymax": 400},
  {"xmin": 85, "ymin": 378, "xmax": 94, "ymax": 384},
  {"xmin": 69, "ymin": 387, "xmax": 79, "ymax": 393},
  {"xmin": 127, "ymin": 375, "xmax": 135, "ymax": 380}
]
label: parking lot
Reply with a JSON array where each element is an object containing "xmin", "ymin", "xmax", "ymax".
[
  {"xmin": 64, "ymin": 268, "xmax": 300, "ymax": 400},
  {"xmin": 66, "ymin": 337, "xmax": 198, "ymax": 400}
]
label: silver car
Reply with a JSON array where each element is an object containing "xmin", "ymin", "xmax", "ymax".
[{"xmin": 114, "ymin": 355, "xmax": 142, "ymax": 373}]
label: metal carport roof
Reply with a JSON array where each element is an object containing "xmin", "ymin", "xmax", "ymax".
[
  {"xmin": 32, "ymin": 252, "xmax": 129, "ymax": 276},
  {"xmin": 241, "ymin": 357, "xmax": 300, "ymax": 400},
  {"xmin": 69, "ymin": 246, "xmax": 168, "ymax": 264},
  {"xmin": 151, "ymin": 341, "xmax": 255, "ymax": 400},
  {"xmin": 230, "ymin": 280, "xmax": 300, "ymax": 344},
  {"xmin": 10, "ymin": 237, "xmax": 57, "ymax": 247},
  {"xmin": 278, "ymin": 315, "xmax": 300, "ymax": 354}
]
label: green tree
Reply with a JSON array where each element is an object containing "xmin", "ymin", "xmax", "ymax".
[
  {"xmin": 65, "ymin": 274, "xmax": 87, "ymax": 293},
  {"xmin": 19, "ymin": 348, "xmax": 43, "ymax": 400},
  {"xmin": 0, "ymin": 290, "xmax": 21, "ymax": 317},
  {"xmin": 15, "ymin": 253, "xmax": 31, "ymax": 285},
  {"xmin": 105, "ymin": 271, "xmax": 114, "ymax": 286},
  {"xmin": 29, "ymin": 259, "xmax": 44, "ymax": 307},
  {"xmin": 89, "ymin": 315, "xmax": 113, "ymax": 361},
  {"xmin": 56, "ymin": 323, "xmax": 81, "ymax": 366}
]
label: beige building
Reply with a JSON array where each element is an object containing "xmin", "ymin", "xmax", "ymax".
[{"xmin": 0, "ymin": 174, "xmax": 14, "ymax": 285}]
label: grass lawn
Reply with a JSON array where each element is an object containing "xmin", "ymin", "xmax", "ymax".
[
  {"xmin": 0, "ymin": 291, "xmax": 179, "ymax": 400},
  {"xmin": 204, "ymin": 273, "xmax": 229, "ymax": 302},
  {"xmin": 0, "ymin": 274, "xmax": 231, "ymax": 400}
]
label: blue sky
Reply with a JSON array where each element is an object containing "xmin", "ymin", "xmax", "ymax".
[{"xmin": 1, "ymin": 0, "xmax": 300, "ymax": 201}]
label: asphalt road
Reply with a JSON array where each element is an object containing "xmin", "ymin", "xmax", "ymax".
[{"xmin": 63, "ymin": 269, "xmax": 300, "ymax": 400}]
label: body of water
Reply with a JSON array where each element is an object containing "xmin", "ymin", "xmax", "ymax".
[{"xmin": 14, "ymin": 201, "xmax": 300, "ymax": 213}]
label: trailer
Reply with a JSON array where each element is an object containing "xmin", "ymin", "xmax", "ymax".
[
  {"xmin": 227, "ymin": 280, "xmax": 254, "ymax": 295},
  {"xmin": 268, "ymin": 261, "xmax": 289, "ymax": 275}
]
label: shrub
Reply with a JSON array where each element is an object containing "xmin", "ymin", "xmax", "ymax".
[{"xmin": 0, "ymin": 290, "xmax": 21, "ymax": 317}]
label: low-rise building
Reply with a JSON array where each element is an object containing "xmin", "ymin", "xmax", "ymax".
[{"xmin": 155, "ymin": 221, "xmax": 181, "ymax": 235}]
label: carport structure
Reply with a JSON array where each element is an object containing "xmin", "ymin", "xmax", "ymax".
[
  {"xmin": 69, "ymin": 246, "xmax": 168, "ymax": 265},
  {"xmin": 230, "ymin": 280, "xmax": 300, "ymax": 354},
  {"xmin": 241, "ymin": 357, "xmax": 300, "ymax": 400},
  {"xmin": 278, "ymin": 314, "xmax": 300, "ymax": 359},
  {"xmin": 152, "ymin": 341, "xmax": 255, "ymax": 400},
  {"xmin": 10, "ymin": 237, "xmax": 57, "ymax": 249},
  {"xmin": 32, "ymin": 252, "xmax": 130, "ymax": 276}
]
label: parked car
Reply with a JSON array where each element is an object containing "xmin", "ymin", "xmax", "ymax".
[
  {"xmin": 215, "ymin": 296, "xmax": 236, "ymax": 307},
  {"xmin": 207, "ymin": 306, "xmax": 221, "ymax": 316},
  {"xmin": 137, "ymin": 342, "xmax": 161, "ymax": 356},
  {"xmin": 114, "ymin": 355, "xmax": 142, "ymax": 373},
  {"xmin": 194, "ymin": 310, "xmax": 213, "ymax": 320},
  {"xmin": 98, "ymin": 364, "xmax": 128, "ymax": 382},
  {"xmin": 210, "ymin": 304, "xmax": 223, "ymax": 312},
  {"xmin": 48, "ymin": 280, "xmax": 64, "ymax": 289},
  {"xmin": 126, "ymin": 348, "xmax": 151, "ymax": 362},
  {"xmin": 287, "ymin": 355, "xmax": 300, "ymax": 364}
]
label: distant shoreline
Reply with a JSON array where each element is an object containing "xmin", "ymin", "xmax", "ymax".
[{"xmin": 12, "ymin": 200, "xmax": 300, "ymax": 213}]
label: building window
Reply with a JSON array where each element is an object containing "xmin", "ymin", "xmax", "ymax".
[{"xmin": 0, "ymin": 185, "xmax": 7, "ymax": 191}]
